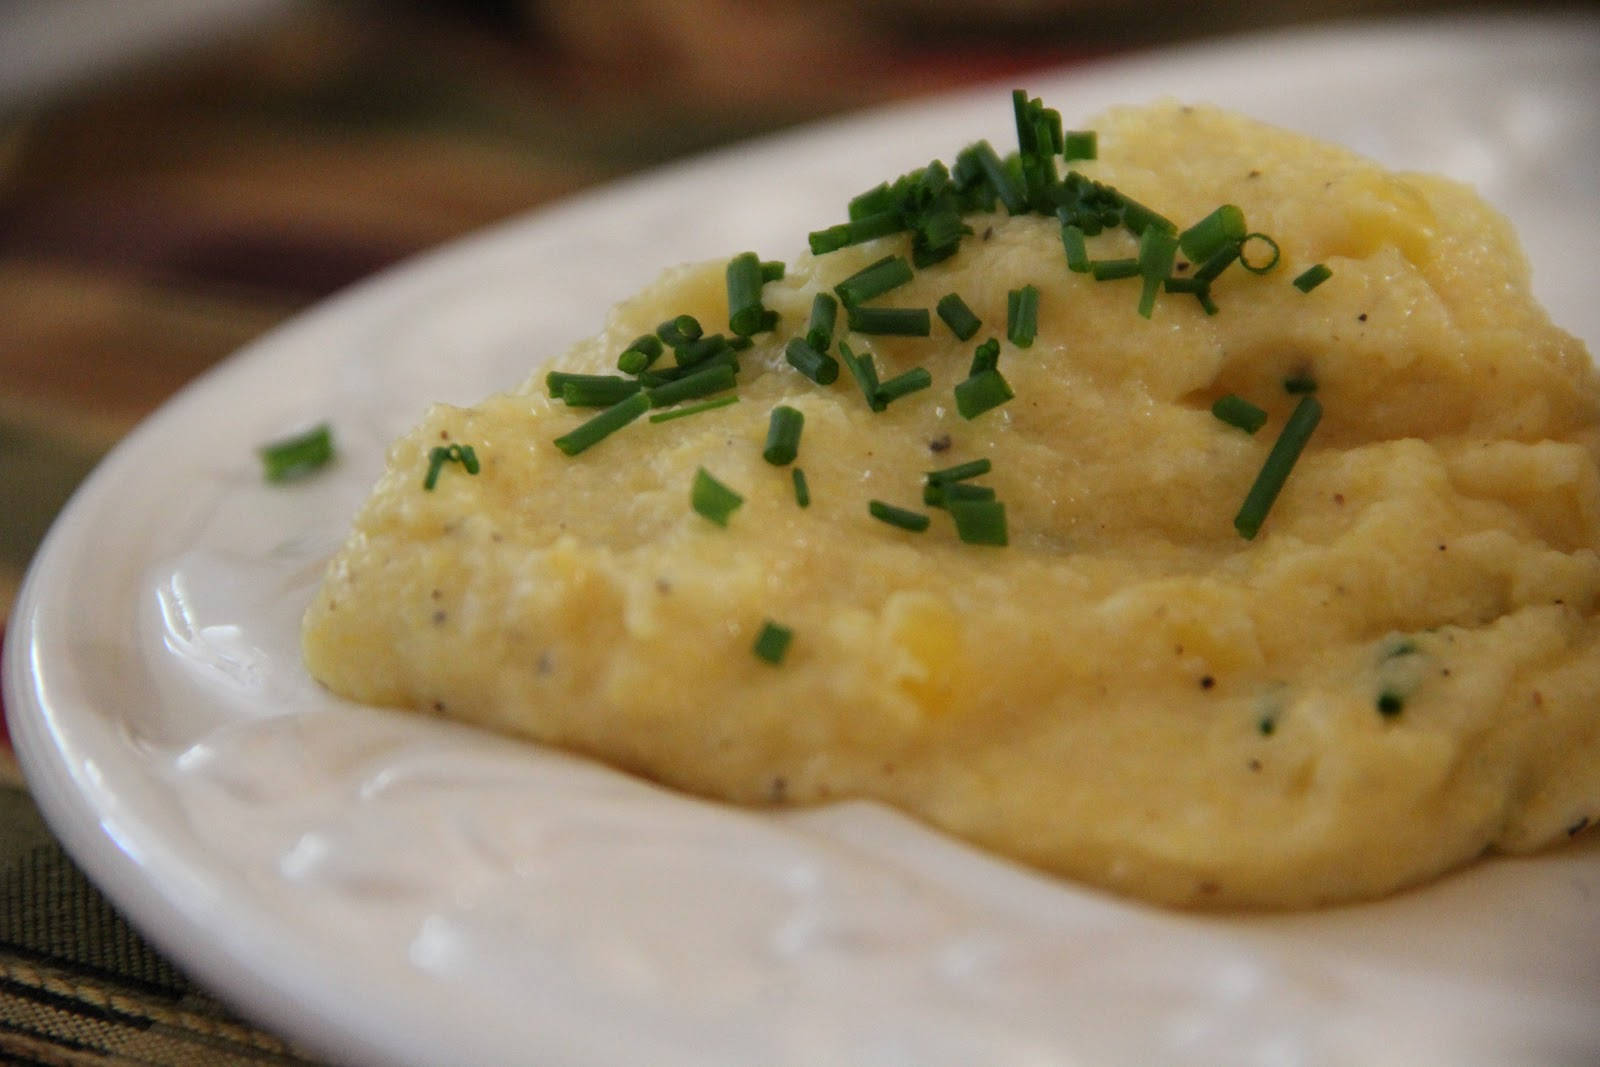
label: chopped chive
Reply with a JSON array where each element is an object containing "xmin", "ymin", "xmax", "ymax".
[
  {"xmin": 726, "ymin": 252, "xmax": 768, "ymax": 337},
  {"xmin": 1283, "ymin": 375, "xmax": 1318, "ymax": 395},
  {"xmin": 791, "ymin": 467, "xmax": 810, "ymax": 508},
  {"xmin": 875, "ymin": 367, "xmax": 933, "ymax": 406},
  {"xmin": 1137, "ymin": 227, "xmax": 1179, "ymax": 318},
  {"xmin": 869, "ymin": 499, "xmax": 931, "ymax": 532},
  {"xmin": 849, "ymin": 181, "xmax": 894, "ymax": 220},
  {"xmin": 553, "ymin": 390, "xmax": 651, "ymax": 455},
  {"xmin": 645, "ymin": 362, "xmax": 737, "ymax": 408},
  {"xmin": 954, "ymin": 368, "xmax": 1014, "ymax": 419},
  {"xmin": 1239, "ymin": 233, "xmax": 1281, "ymax": 274},
  {"xmin": 834, "ymin": 254, "xmax": 915, "ymax": 307},
  {"xmin": 806, "ymin": 292, "xmax": 839, "ymax": 352},
  {"xmin": 763, "ymin": 405, "xmax": 804, "ymax": 465},
  {"xmin": 784, "ymin": 336, "xmax": 840, "ymax": 385},
  {"xmin": 673, "ymin": 333, "xmax": 736, "ymax": 368},
  {"xmin": 936, "ymin": 293, "xmax": 982, "ymax": 340},
  {"xmin": 656, "ymin": 314, "xmax": 703, "ymax": 347},
  {"xmin": 1163, "ymin": 276, "xmax": 1210, "ymax": 294},
  {"xmin": 1195, "ymin": 287, "xmax": 1220, "ymax": 316},
  {"xmin": 846, "ymin": 306, "xmax": 931, "ymax": 336},
  {"xmin": 561, "ymin": 375, "xmax": 642, "ymax": 408},
  {"xmin": 1063, "ymin": 129, "xmax": 1096, "ymax": 161},
  {"xmin": 638, "ymin": 348, "xmax": 737, "ymax": 385},
  {"xmin": 1059, "ymin": 220, "xmax": 1089, "ymax": 273},
  {"xmin": 617, "ymin": 333, "xmax": 664, "ymax": 374},
  {"xmin": 648, "ymin": 394, "xmax": 740, "ymax": 423},
  {"xmin": 1006, "ymin": 285, "xmax": 1039, "ymax": 347},
  {"xmin": 949, "ymin": 498, "xmax": 1008, "ymax": 546},
  {"xmin": 423, "ymin": 443, "xmax": 479, "ymax": 490},
  {"xmin": 1292, "ymin": 263, "xmax": 1333, "ymax": 292},
  {"xmin": 1211, "ymin": 394, "xmax": 1269, "ymax": 434},
  {"xmin": 760, "ymin": 260, "xmax": 786, "ymax": 283},
  {"xmin": 926, "ymin": 458, "xmax": 992, "ymax": 484},
  {"xmin": 838, "ymin": 340, "xmax": 884, "ymax": 411},
  {"xmin": 1193, "ymin": 243, "xmax": 1241, "ymax": 284},
  {"xmin": 259, "ymin": 422, "xmax": 334, "ymax": 482},
  {"xmin": 691, "ymin": 466, "xmax": 744, "ymax": 526},
  {"xmin": 963, "ymin": 140, "xmax": 1028, "ymax": 215},
  {"xmin": 1117, "ymin": 193, "xmax": 1175, "ymax": 237},
  {"xmin": 969, "ymin": 337, "xmax": 1001, "ymax": 376},
  {"xmin": 1234, "ymin": 394, "xmax": 1322, "ymax": 539},
  {"xmin": 1178, "ymin": 204, "xmax": 1247, "ymax": 263},
  {"xmin": 1090, "ymin": 258, "xmax": 1141, "ymax": 281},
  {"xmin": 548, "ymin": 370, "xmax": 626, "ymax": 398},
  {"xmin": 753, "ymin": 620, "xmax": 793, "ymax": 664},
  {"xmin": 924, "ymin": 480, "xmax": 996, "ymax": 507},
  {"xmin": 808, "ymin": 212, "xmax": 905, "ymax": 255}
]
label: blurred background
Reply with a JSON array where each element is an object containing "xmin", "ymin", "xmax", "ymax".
[{"xmin": 0, "ymin": 0, "xmax": 1586, "ymax": 1062}]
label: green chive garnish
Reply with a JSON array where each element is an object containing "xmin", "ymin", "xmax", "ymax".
[
  {"xmin": 1193, "ymin": 243, "xmax": 1241, "ymax": 284},
  {"xmin": 553, "ymin": 390, "xmax": 650, "ymax": 455},
  {"xmin": 763, "ymin": 405, "xmax": 804, "ymax": 465},
  {"xmin": 875, "ymin": 367, "xmax": 933, "ymax": 406},
  {"xmin": 645, "ymin": 362, "xmax": 737, "ymax": 408},
  {"xmin": 1136, "ymin": 226, "xmax": 1178, "ymax": 318},
  {"xmin": 954, "ymin": 368, "xmax": 1014, "ymax": 419},
  {"xmin": 869, "ymin": 499, "xmax": 931, "ymax": 532},
  {"xmin": 963, "ymin": 140, "xmax": 1027, "ymax": 216},
  {"xmin": 806, "ymin": 292, "xmax": 839, "ymax": 352},
  {"xmin": 423, "ymin": 443, "xmax": 479, "ymax": 490},
  {"xmin": 691, "ymin": 466, "xmax": 743, "ymax": 526},
  {"xmin": 839, "ymin": 341, "xmax": 884, "ymax": 411},
  {"xmin": 1234, "ymin": 394, "xmax": 1321, "ymax": 539},
  {"xmin": 936, "ymin": 293, "xmax": 982, "ymax": 340},
  {"xmin": 760, "ymin": 260, "xmax": 786, "ymax": 283},
  {"xmin": 1063, "ymin": 129, "xmax": 1097, "ymax": 161},
  {"xmin": 1293, "ymin": 263, "xmax": 1333, "ymax": 292},
  {"xmin": 561, "ymin": 375, "xmax": 642, "ymax": 408},
  {"xmin": 1059, "ymin": 221, "xmax": 1089, "ymax": 273},
  {"xmin": 785, "ymin": 336, "xmax": 840, "ymax": 385},
  {"xmin": 1006, "ymin": 285, "xmax": 1039, "ymax": 347},
  {"xmin": 1089, "ymin": 258, "xmax": 1141, "ymax": 281},
  {"xmin": 791, "ymin": 467, "xmax": 810, "ymax": 508},
  {"xmin": 726, "ymin": 252, "xmax": 768, "ymax": 337},
  {"xmin": 1211, "ymin": 394, "xmax": 1268, "ymax": 434},
  {"xmin": 647, "ymin": 394, "xmax": 740, "ymax": 423},
  {"xmin": 1178, "ymin": 204, "xmax": 1247, "ymax": 263},
  {"xmin": 657, "ymin": 314, "xmax": 702, "ymax": 347},
  {"xmin": 1117, "ymin": 193, "xmax": 1175, "ymax": 237},
  {"xmin": 924, "ymin": 480, "xmax": 996, "ymax": 508},
  {"xmin": 1239, "ymin": 233, "xmax": 1281, "ymax": 274},
  {"xmin": 834, "ymin": 254, "xmax": 914, "ymax": 307},
  {"xmin": 259, "ymin": 422, "xmax": 334, "ymax": 482},
  {"xmin": 927, "ymin": 458, "xmax": 991, "ymax": 484},
  {"xmin": 753, "ymin": 620, "xmax": 793, "ymax": 664},
  {"xmin": 617, "ymin": 333, "xmax": 664, "ymax": 374},
  {"xmin": 969, "ymin": 337, "xmax": 1000, "ymax": 376},
  {"xmin": 846, "ymin": 306, "xmax": 931, "ymax": 336},
  {"xmin": 949, "ymin": 498, "xmax": 1008, "ymax": 545}
]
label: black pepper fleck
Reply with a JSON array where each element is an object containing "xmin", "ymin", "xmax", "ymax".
[
  {"xmin": 1200, "ymin": 675, "xmax": 1216, "ymax": 690},
  {"xmin": 929, "ymin": 434, "xmax": 952, "ymax": 453}
]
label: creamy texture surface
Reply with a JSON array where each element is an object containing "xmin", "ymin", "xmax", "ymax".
[{"xmin": 304, "ymin": 103, "xmax": 1600, "ymax": 908}]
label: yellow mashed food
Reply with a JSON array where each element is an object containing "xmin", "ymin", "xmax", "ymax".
[{"xmin": 303, "ymin": 101, "xmax": 1600, "ymax": 909}]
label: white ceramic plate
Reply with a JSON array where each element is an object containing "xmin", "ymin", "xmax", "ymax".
[{"xmin": 8, "ymin": 14, "xmax": 1600, "ymax": 1067}]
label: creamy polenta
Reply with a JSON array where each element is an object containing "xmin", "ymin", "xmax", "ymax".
[{"xmin": 303, "ymin": 101, "xmax": 1600, "ymax": 909}]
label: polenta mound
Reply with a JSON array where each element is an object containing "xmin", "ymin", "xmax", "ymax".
[{"xmin": 304, "ymin": 99, "xmax": 1600, "ymax": 909}]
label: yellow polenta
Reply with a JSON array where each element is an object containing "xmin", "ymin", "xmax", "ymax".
[{"xmin": 303, "ymin": 102, "xmax": 1600, "ymax": 909}]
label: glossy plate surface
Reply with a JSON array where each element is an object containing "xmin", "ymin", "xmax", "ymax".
[{"xmin": 8, "ymin": 15, "xmax": 1600, "ymax": 1066}]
